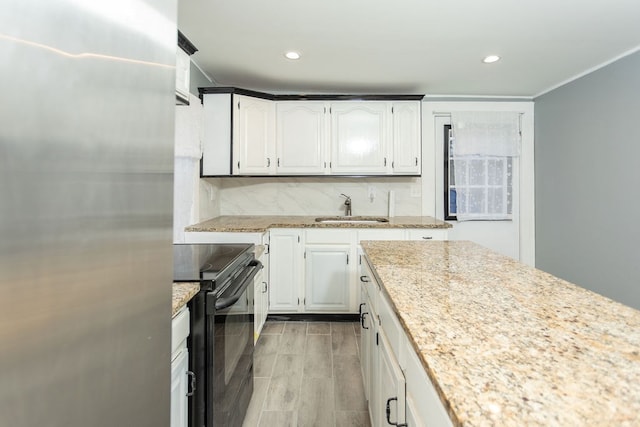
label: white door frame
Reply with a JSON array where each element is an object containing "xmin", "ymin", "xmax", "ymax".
[{"xmin": 422, "ymin": 101, "xmax": 535, "ymax": 266}]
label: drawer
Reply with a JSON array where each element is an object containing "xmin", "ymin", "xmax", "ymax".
[
  {"xmin": 405, "ymin": 229, "xmax": 448, "ymax": 241},
  {"xmin": 357, "ymin": 229, "xmax": 405, "ymax": 242},
  {"xmin": 171, "ymin": 306, "xmax": 190, "ymax": 357},
  {"xmin": 305, "ymin": 228, "xmax": 354, "ymax": 244},
  {"xmin": 377, "ymin": 291, "xmax": 403, "ymax": 359},
  {"xmin": 359, "ymin": 257, "xmax": 379, "ymax": 313}
]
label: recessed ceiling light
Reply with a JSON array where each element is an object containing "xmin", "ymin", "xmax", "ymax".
[
  {"xmin": 482, "ymin": 55, "xmax": 501, "ymax": 64},
  {"xmin": 285, "ymin": 51, "xmax": 301, "ymax": 60}
]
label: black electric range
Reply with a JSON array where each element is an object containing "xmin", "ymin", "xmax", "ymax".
[{"xmin": 173, "ymin": 243, "xmax": 261, "ymax": 427}]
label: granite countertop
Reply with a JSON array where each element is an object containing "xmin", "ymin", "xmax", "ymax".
[
  {"xmin": 172, "ymin": 282, "xmax": 200, "ymax": 317},
  {"xmin": 360, "ymin": 240, "xmax": 640, "ymax": 427},
  {"xmin": 185, "ymin": 215, "xmax": 451, "ymax": 232}
]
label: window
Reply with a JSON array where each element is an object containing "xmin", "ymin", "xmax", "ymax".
[{"xmin": 444, "ymin": 125, "xmax": 513, "ymax": 221}]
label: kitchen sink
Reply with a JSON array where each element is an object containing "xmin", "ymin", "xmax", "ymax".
[{"xmin": 314, "ymin": 216, "xmax": 390, "ymax": 224}]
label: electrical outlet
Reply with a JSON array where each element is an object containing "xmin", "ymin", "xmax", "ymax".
[{"xmin": 368, "ymin": 186, "xmax": 376, "ymax": 202}]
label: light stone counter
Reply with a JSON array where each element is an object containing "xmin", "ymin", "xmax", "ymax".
[
  {"xmin": 360, "ymin": 240, "xmax": 640, "ymax": 427},
  {"xmin": 185, "ymin": 215, "xmax": 451, "ymax": 232},
  {"xmin": 172, "ymin": 282, "xmax": 199, "ymax": 317}
]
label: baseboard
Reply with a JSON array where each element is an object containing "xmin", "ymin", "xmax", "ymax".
[{"xmin": 266, "ymin": 313, "xmax": 360, "ymax": 322}]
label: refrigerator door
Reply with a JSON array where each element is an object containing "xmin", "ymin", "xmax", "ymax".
[{"xmin": 0, "ymin": 1, "xmax": 176, "ymax": 426}]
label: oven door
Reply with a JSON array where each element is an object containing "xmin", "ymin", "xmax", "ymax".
[{"xmin": 208, "ymin": 260, "xmax": 260, "ymax": 427}]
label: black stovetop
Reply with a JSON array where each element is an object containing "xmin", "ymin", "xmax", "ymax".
[{"xmin": 173, "ymin": 243, "xmax": 253, "ymax": 285}]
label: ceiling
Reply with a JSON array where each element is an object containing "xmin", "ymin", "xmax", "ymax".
[{"xmin": 178, "ymin": 0, "xmax": 640, "ymax": 97}]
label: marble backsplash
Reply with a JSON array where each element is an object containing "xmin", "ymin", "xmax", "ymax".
[{"xmin": 204, "ymin": 177, "xmax": 422, "ymax": 216}]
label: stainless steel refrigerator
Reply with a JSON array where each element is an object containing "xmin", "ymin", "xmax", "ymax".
[{"xmin": 0, "ymin": 1, "xmax": 177, "ymax": 426}]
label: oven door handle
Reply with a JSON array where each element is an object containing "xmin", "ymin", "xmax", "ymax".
[{"xmin": 214, "ymin": 260, "xmax": 262, "ymax": 310}]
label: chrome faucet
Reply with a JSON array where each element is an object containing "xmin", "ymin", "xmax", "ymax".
[{"xmin": 340, "ymin": 193, "xmax": 352, "ymax": 216}]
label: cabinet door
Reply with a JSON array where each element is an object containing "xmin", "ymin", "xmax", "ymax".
[
  {"xmin": 269, "ymin": 230, "xmax": 302, "ymax": 311},
  {"xmin": 175, "ymin": 48, "xmax": 190, "ymax": 104},
  {"xmin": 253, "ymin": 267, "xmax": 268, "ymax": 343},
  {"xmin": 330, "ymin": 102, "xmax": 389, "ymax": 174},
  {"xmin": 377, "ymin": 330, "xmax": 406, "ymax": 427},
  {"xmin": 276, "ymin": 102, "xmax": 328, "ymax": 174},
  {"xmin": 405, "ymin": 338, "xmax": 453, "ymax": 427},
  {"xmin": 405, "ymin": 229, "xmax": 448, "ymax": 241},
  {"xmin": 170, "ymin": 348, "xmax": 189, "ymax": 427},
  {"xmin": 201, "ymin": 93, "xmax": 232, "ymax": 176},
  {"xmin": 234, "ymin": 95, "xmax": 275, "ymax": 175},
  {"xmin": 406, "ymin": 394, "xmax": 426, "ymax": 427},
  {"xmin": 359, "ymin": 285, "xmax": 372, "ymax": 401},
  {"xmin": 391, "ymin": 101, "xmax": 421, "ymax": 174},
  {"xmin": 304, "ymin": 244, "xmax": 351, "ymax": 312}
]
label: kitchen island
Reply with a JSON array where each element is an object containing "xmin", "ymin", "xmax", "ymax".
[{"xmin": 361, "ymin": 240, "xmax": 640, "ymax": 426}]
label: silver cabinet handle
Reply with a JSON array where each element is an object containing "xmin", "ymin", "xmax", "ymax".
[
  {"xmin": 415, "ymin": 157, "xmax": 418, "ymax": 166},
  {"xmin": 360, "ymin": 275, "xmax": 370, "ymax": 283},
  {"xmin": 186, "ymin": 371, "xmax": 196, "ymax": 397},
  {"xmin": 262, "ymin": 281, "xmax": 267, "ymax": 293},
  {"xmin": 266, "ymin": 157, "xmax": 271, "ymax": 167},
  {"xmin": 422, "ymin": 236, "xmax": 433, "ymax": 240}
]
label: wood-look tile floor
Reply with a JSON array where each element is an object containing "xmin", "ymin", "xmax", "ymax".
[{"xmin": 243, "ymin": 321, "xmax": 371, "ymax": 427}]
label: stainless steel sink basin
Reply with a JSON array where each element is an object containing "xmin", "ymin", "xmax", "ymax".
[{"xmin": 314, "ymin": 216, "xmax": 390, "ymax": 224}]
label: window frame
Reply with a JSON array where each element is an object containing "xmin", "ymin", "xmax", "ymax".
[
  {"xmin": 444, "ymin": 124, "xmax": 513, "ymax": 221},
  {"xmin": 443, "ymin": 124, "xmax": 457, "ymax": 220}
]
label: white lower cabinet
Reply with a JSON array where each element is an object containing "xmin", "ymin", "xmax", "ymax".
[
  {"xmin": 405, "ymin": 394, "xmax": 425, "ymax": 427},
  {"xmin": 377, "ymin": 330, "xmax": 406, "ymax": 427},
  {"xmin": 268, "ymin": 229, "xmax": 303, "ymax": 312},
  {"xmin": 359, "ymin": 285, "xmax": 372, "ymax": 401},
  {"xmin": 171, "ymin": 307, "xmax": 191, "ymax": 427},
  {"xmin": 359, "ymin": 257, "xmax": 453, "ymax": 427},
  {"xmin": 404, "ymin": 338, "xmax": 452, "ymax": 427},
  {"xmin": 267, "ymin": 227, "xmax": 448, "ymax": 315},
  {"xmin": 304, "ymin": 244, "xmax": 351, "ymax": 311},
  {"xmin": 170, "ymin": 348, "xmax": 189, "ymax": 427},
  {"xmin": 253, "ymin": 261, "xmax": 268, "ymax": 343}
]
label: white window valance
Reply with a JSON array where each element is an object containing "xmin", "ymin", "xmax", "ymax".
[{"xmin": 451, "ymin": 111, "xmax": 520, "ymax": 157}]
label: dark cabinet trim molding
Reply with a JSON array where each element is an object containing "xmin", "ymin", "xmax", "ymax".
[
  {"xmin": 177, "ymin": 31, "xmax": 198, "ymax": 55},
  {"xmin": 198, "ymin": 86, "xmax": 424, "ymax": 101}
]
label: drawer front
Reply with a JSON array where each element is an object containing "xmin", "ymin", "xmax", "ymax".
[
  {"xmin": 171, "ymin": 306, "xmax": 190, "ymax": 356},
  {"xmin": 405, "ymin": 229, "xmax": 448, "ymax": 241},
  {"xmin": 357, "ymin": 229, "xmax": 405, "ymax": 242},
  {"xmin": 305, "ymin": 228, "xmax": 354, "ymax": 244},
  {"xmin": 359, "ymin": 257, "xmax": 379, "ymax": 312},
  {"xmin": 377, "ymin": 291, "xmax": 403, "ymax": 359}
]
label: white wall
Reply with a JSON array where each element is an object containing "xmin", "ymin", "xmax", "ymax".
[{"xmin": 173, "ymin": 93, "xmax": 219, "ymax": 242}]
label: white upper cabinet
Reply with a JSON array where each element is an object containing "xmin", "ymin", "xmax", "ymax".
[
  {"xmin": 276, "ymin": 102, "xmax": 328, "ymax": 174},
  {"xmin": 176, "ymin": 32, "xmax": 196, "ymax": 105},
  {"xmin": 201, "ymin": 92, "xmax": 275, "ymax": 176},
  {"xmin": 175, "ymin": 48, "xmax": 190, "ymax": 104},
  {"xmin": 391, "ymin": 101, "xmax": 421, "ymax": 174},
  {"xmin": 330, "ymin": 102, "xmax": 389, "ymax": 174},
  {"xmin": 201, "ymin": 88, "xmax": 423, "ymax": 176},
  {"xmin": 233, "ymin": 95, "xmax": 276, "ymax": 175}
]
